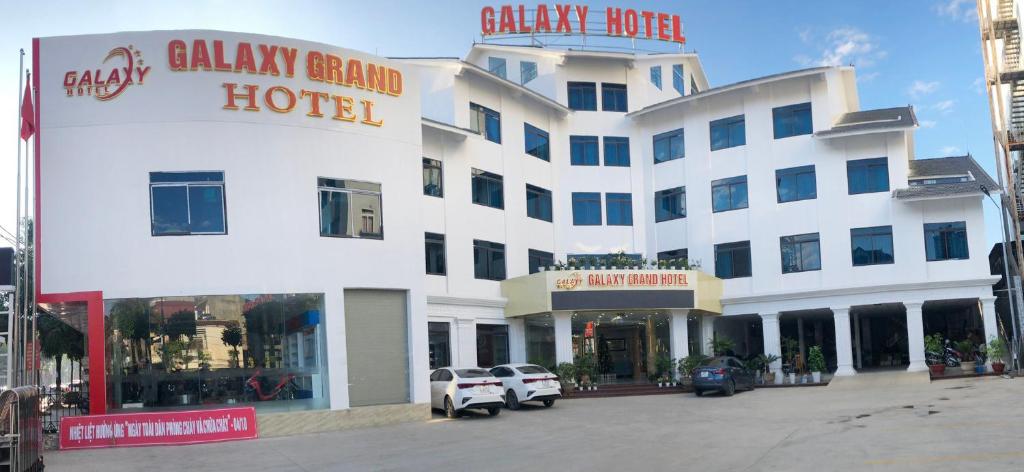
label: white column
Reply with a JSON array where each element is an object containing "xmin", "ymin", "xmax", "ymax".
[
  {"xmin": 905, "ymin": 301, "xmax": 927, "ymax": 372},
  {"xmin": 700, "ymin": 315, "xmax": 716, "ymax": 356},
  {"xmin": 455, "ymin": 318, "xmax": 477, "ymax": 367},
  {"xmin": 832, "ymin": 307, "xmax": 857, "ymax": 376},
  {"xmin": 980, "ymin": 296, "xmax": 999, "ymax": 371},
  {"xmin": 760, "ymin": 313, "xmax": 782, "ymax": 377},
  {"xmin": 507, "ymin": 318, "xmax": 527, "ymax": 364},
  {"xmin": 553, "ymin": 311, "xmax": 574, "ymax": 365},
  {"xmin": 669, "ymin": 310, "xmax": 690, "ymax": 366}
]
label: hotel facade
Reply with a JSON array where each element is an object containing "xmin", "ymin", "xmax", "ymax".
[{"xmin": 32, "ymin": 28, "xmax": 1002, "ymax": 429}]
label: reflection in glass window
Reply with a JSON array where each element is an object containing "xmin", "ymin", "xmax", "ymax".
[
  {"xmin": 526, "ymin": 184, "xmax": 553, "ymax": 222},
  {"xmin": 567, "ymin": 82, "xmax": 597, "ymax": 111},
  {"xmin": 603, "ymin": 137, "xmax": 630, "ymax": 167},
  {"xmin": 710, "ymin": 115, "xmax": 746, "ymax": 151},
  {"xmin": 572, "ymin": 192, "xmax": 602, "ymax": 225},
  {"xmin": 150, "ymin": 171, "xmax": 226, "ymax": 236},
  {"xmin": 521, "ymin": 61, "xmax": 538, "ymax": 84},
  {"xmin": 474, "ymin": 239, "xmax": 506, "ymax": 280},
  {"xmin": 488, "ymin": 57, "xmax": 507, "ymax": 79},
  {"xmin": 773, "ymin": 102, "xmax": 813, "ymax": 139},
  {"xmin": 924, "ymin": 222, "xmax": 969, "ymax": 261},
  {"xmin": 776, "ymin": 165, "xmax": 817, "ymax": 203},
  {"xmin": 601, "ymin": 83, "xmax": 628, "ymax": 112},
  {"xmin": 528, "ymin": 249, "xmax": 554, "ymax": 274},
  {"xmin": 715, "ymin": 241, "xmax": 752, "ymax": 278},
  {"xmin": 672, "ymin": 64, "xmax": 685, "ymax": 95},
  {"xmin": 524, "ymin": 123, "xmax": 550, "ymax": 161},
  {"xmin": 712, "ymin": 176, "xmax": 748, "ymax": 212},
  {"xmin": 318, "ymin": 178, "xmax": 382, "ymax": 239},
  {"xmin": 657, "ymin": 248, "xmax": 688, "ymax": 264},
  {"xmin": 605, "ymin": 193, "xmax": 633, "ymax": 226},
  {"xmin": 570, "ymin": 135, "xmax": 599, "ymax": 166},
  {"xmin": 472, "ymin": 169, "xmax": 504, "ymax": 209},
  {"xmin": 423, "ymin": 158, "xmax": 443, "ymax": 197},
  {"xmin": 851, "ymin": 225, "xmax": 895, "ymax": 266},
  {"xmin": 653, "ymin": 128, "xmax": 684, "ymax": 164},
  {"xmin": 650, "ymin": 65, "xmax": 662, "ymax": 90},
  {"xmin": 470, "ymin": 102, "xmax": 501, "ymax": 144},
  {"xmin": 781, "ymin": 233, "xmax": 821, "ymax": 273},
  {"xmin": 425, "ymin": 232, "xmax": 446, "ymax": 275},
  {"xmin": 105, "ymin": 293, "xmax": 327, "ymax": 412},
  {"xmin": 655, "ymin": 186, "xmax": 686, "ymax": 222},
  {"xmin": 847, "ymin": 158, "xmax": 890, "ymax": 194}
]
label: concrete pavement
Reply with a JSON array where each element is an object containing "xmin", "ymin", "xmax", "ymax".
[{"xmin": 46, "ymin": 375, "xmax": 1024, "ymax": 471}]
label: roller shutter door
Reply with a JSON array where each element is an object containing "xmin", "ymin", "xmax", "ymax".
[{"xmin": 344, "ymin": 289, "xmax": 409, "ymax": 406}]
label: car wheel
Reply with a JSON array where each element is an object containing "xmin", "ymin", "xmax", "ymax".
[
  {"xmin": 506, "ymin": 390, "xmax": 520, "ymax": 410},
  {"xmin": 694, "ymin": 389, "xmax": 703, "ymax": 397},
  {"xmin": 444, "ymin": 397, "xmax": 460, "ymax": 419},
  {"xmin": 488, "ymin": 407, "xmax": 501, "ymax": 417},
  {"xmin": 723, "ymin": 380, "xmax": 736, "ymax": 397},
  {"xmin": 543, "ymin": 399, "xmax": 555, "ymax": 408}
]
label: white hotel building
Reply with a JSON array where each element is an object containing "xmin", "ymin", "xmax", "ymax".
[{"xmin": 33, "ymin": 30, "xmax": 1001, "ymax": 432}]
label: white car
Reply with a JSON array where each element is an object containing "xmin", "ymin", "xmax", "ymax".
[
  {"xmin": 489, "ymin": 364, "xmax": 561, "ymax": 410},
  {"xmin": 429, "ymin": 367, "xmax": 505, "ymax": 418}
]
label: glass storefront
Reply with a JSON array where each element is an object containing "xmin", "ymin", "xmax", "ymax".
[
  {"xmin": 105, "ymin": 293, "xmax": 328, "ymax": 412},
  {"xmin": 573, "ymin": 312, "xmax": 671, "ymax": 384}
]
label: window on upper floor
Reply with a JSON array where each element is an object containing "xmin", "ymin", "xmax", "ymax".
[
  {"xmin": 909, "ymin": 175, "xmax": 971, "ymax": 186},
  {"xmin": 571, "ymin": 192, "xmax": 602, "ymax": 226},
  {"xmin": 470, "ymin": 102, "xmax": 501, "ymax": 144},
  {"xmin": 471, "ymin": 169, "xmax": 504, "ymax": 209},
  {"xmin": 567, "ymin": 81, "xmax": 597, "ymax": 111},
  {"xmin": 150, "ymin": 171, "xmax": 227, "ymax": 236},
  {"xmin": 655, "ymin": 186, "xmax": 686, "ymax": 222},
  {"xmin": 780, "ymin": 233, "xmax": 821, "ymax": 273},
  {"xmin": 710, "ymin": 115, "xmax": 746, "ymax": 151},
  {"xmin": 715, "ymin": 241, "xmax": 752, "ymax": 279},
  {"xmin": 672, "ymin": 64, "xmax": 685, "ymax": 95},
  {"xmin": 847, "ymin": 157, "xmax": 890, "ymax": 194},
  {"xmin": 488, "ymin": 57, "xmax": 507, "ymax": 79},
  {"xmin": 528, "ymin": 249, "xmax": 554, "ymax": 274},
  {"xmin": 924, "ymin": 222, "xmax": 969, "ymax": 261},
  {"xmin": 690, "ymin": 75, "xmax": 699, "ymax": 94},
  {"xmin": 851, "ymin": 225, "xmax": 894, "ymax": 266},
  {"xmin": 524, "ymin": 123, "xmax": 550, "ymax": 161},
  {"xmin": 657, "ymin": 248, "xmax": 688, "ymax": 264},
  {"xmin": 423, "ymin": 158, "xmax": 443, "ymax": 198},
  {"xmin": 653, "ymin": 128, "xmax": 684, "ymax": 164},
  {"xmin": 604, "ymin": 137, "xmax": 630, "ymax": 167},
  {"xmin": 712, "ymin": 176, "xmax": 748, "ymax": 213},
  {"xmin": 526, "ymin": 184, "xmax": 553, "ymax": 222},
  {"xmin": 474, "ymin": 239, "xmax": 506, "ymax": 281},
  {"xmin": 570, "ymin": 135, "xmax": 600, "ymax": 166},
  {"xmin": 318, "ymin": 178, "xmax": 382, "ymax": 239},
  {"xmin": 425, "ymin": 232, "xmax": 446, "ymax": 276},
  {"xmin": 773, "ymin": 102, "xmax": 813, "ymax": 139},
  {"xmin": 520, "ymin": 61, "xmax": 537, "ymax": 84},
  {"xmin": 601, "ymin": 83, "xmax": 628, "ymax": 112},
  {"xmin": 650, "ymin": 65, "xmax": 662, "ymax": 90},
  {"xmin": 776, "ymin": 165, "xmax": 816, "ymax": 203},
  {"xmin": 605, "ymin": 193, "xmax": 633, "ymax": 226}
]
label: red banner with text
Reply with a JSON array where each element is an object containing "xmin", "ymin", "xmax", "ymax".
[{"xmin": 59, "ymin": 407, "xmax": 258, "ymax": 450}]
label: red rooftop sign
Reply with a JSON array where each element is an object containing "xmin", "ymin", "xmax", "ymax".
[{"xmin": 481, "ymin": 4, "xmax": 685, "ymax": 45}]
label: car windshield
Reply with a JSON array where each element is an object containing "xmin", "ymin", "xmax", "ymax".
[
  {"xmin": 700, "ymin": 357, "xmax": 730, "ymax": 367},
  {"xmin": 517, "ymin": 365, "xmax": 549, "ymax": 374},
  {"xmin": 455, "ymin": 369, "xmax": 492, "ymax": 378}
]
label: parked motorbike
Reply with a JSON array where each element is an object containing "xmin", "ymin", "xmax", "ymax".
[{"xmin": 926, "ymin": 339, "xmax": 963, "ymax": 367}]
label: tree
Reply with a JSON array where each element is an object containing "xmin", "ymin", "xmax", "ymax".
[
  {"xmin": 221, "ymin": 325, "xmax": 243, "ymax": 368},
  {"xmin": 163, "ymin": 310, "xmax": 197, "ymax": 370},
  {"xmin": 37, "ymin": 313, "xmax": 84, "ymax": 394},
  {"xmin": 110, "ymin": 299, "xmax": 151, "ymax": 371}
]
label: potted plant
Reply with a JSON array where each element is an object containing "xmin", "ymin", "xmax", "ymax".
[
  {"xmin": 576, "ymin": 354, "xmax": 598, "ymax": 390},
  {"xmin": 655, "ymin": 353, "xmax": 673, "ymax": 387},
  {"xmin": 782, "ymin": 337, "xmax": 800, "ymax": 383},
  {"xmin": 924, "ymin": 333, "xmax": 946, "ymax": 376},
  {"xmin": 807, "ymin": 346, "xmax": 826, "ymax": 383},
  {"xmin": 954, "ymin": 339, "xmax": 977, "ymax": 374},
  {"xmin": 710, "ymin": 337, "xmax": 736, "ymax": 357},
  {"xmin": 678, "ymin": 354, "xmax": 707, "ymax": 387},
  {"xmin": 556, "ymin": 362, "xmax": 576, "ymax": 396},
  {"xmin": 988, "ymin": 337, "xmax": 1007, "ymax": 374},
  {"xmin": 744, "ymin": 357, "xmax": 764, "ymax": 384},
  {"xmin": 758, "ymin": 353, "xmax": 781, "ymax": 384}
]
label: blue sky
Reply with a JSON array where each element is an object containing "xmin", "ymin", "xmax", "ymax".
[{"xmin": 0, "ymin": 0, "xmax": 1003, "ymax": 248}]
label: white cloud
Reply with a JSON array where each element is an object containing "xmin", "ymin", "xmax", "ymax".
[
  {"xmin": 932, "ymin": 99, "xmax": 955, "ymax": 114},
  {"xmin": 920, "ymin": 120, "xmax": 938, "ymax": 128},
  {"xmin": 935, "ymin": 0, "xmax": 978, "ymax": 23},
  {"xmin": 973, "ymin": 77, "xmax": 986, "ymax": 95},
  {"xmin": 908, "ymin": 80, "xmax": 941, "ymax": 99},
  {"xmin": 939, "ymin": 145, "xmax": 962, "ymax": 155},
  {"xmin": 794, "ymin": 27, "xmax": 886, "ymax": 69},
  {"xmin": 858, "ymin": 71, "xmax": 880, "ymax": 83}
]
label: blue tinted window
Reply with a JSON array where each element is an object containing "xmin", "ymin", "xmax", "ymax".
[
  {"xmin": 851, "ymin": 226, "xmax": 894, "ymax": 266},
  {"xmin": 781, "ymin": 233, "xmax": 821, "ymax": 273},
  {"xmin": 570, "ymin": 136, "xmax": 599, "ymax": 166},
  {"xmin": 710, "ymin": 115, "xmax": 746, "ymax": 151},
  {"xmin": 715, "ymin": 241, "xmax": 751, "ymax": 278},
  {"xmin": 712, "ymin": 176, "xmax": 748, "ymax": 212},
  {"xmin": 650, "ymin": 66, "xmax": 662, "ymax": 90},
  {"xmin": 488, "ymin": 57, "xmax": 507, "ymax": 79},
  {"xmin": 847, "ymin": 158, "xmax": 889, "ymax": 194},
  {"xmin": 524, "ymin": 123, "xmax": 550, "ymax": 161},
  {"xmin": 773, "ymin": 102, "xmax": 813, "ymax": 139},
  {"xmin": 672, "ymin": 64, "xmax": 684, "ymax": 95},
  {"xmin": 568, "ymin": 82, "xmax": 597, "ymax": 110},
  {"xmin": 605, "ymin": 193, "xmax": 633, "ymax": 226},
  {"xmin": 655, "ymin": 187, "xmax": 686, "ymax": 222},
  {"xmin": 776, "ymin": 165, "xmax": 817, "ymax": 203},
  {"xmin": 520, "ymin": 61, "xmax": 537, "ymax": 84},
  {"xmin": 528, "ymin": 249, "xmax": 554, "ymax": 274},
  {"xmin": 472, "ymin": 169, "xmax": 504, "ymax": 209},
  {"xmin": 470, "ymin": 103, "xmax": 501, "ymax": 144},
  {"xmin": 150, "ymin": 172, "xmax": 226, "ymax": 236},
  {"xmin": 601, "ymin": 83, "xmax": 628, "ymax": 112},
  {"xmin": 526, "ymin": 184, "xmax": 553, "ymax": 222},
  {"xmin": 474, "ymin": 239, "xmax": 506, "ymax": 280},
  {"xmin": 572, "ymin": 192, "xmax": 602, "ymax": 225},
  {"xmin": 924, "ymin": 222, "xmax": 969, "ymax": 261},
  {"xmin": 604, "ymin": 137, "xmax": 630, "ymax": 166},
  {"xmin": 653, "ymin": 128, "xmax": 684, "ymax": 163}
]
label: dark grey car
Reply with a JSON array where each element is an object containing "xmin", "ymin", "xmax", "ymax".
[{"xmin": 692, "ymin": 356, "xmax": 755, "ymax": 396}]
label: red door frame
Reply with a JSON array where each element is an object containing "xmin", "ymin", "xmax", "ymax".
[{"xmin": 37, "ymin": 291, "xmax": 106, "ymax": 415}]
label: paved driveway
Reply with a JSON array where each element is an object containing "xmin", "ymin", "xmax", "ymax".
[{"xmin": 46, "ymin": 376, "xmax": 1024, "ymax": 471}]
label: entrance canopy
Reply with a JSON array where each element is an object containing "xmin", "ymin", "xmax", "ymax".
[{"xmin": 501, "ymin": 269, "xmax": 722, "ymax": 317}]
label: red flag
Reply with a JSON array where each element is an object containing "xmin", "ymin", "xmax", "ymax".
[{"xmin": 20, "ymin": 81, "xmax": 34, "ymax": 141}]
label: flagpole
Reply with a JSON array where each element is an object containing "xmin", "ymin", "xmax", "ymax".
[
  {"xmin": 27, "ymin": 70, "xmax": 36, "ymax": 388},
  {"xmin": 10, "ymin": 50, "xmax": 24, "ymax": 387}
]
